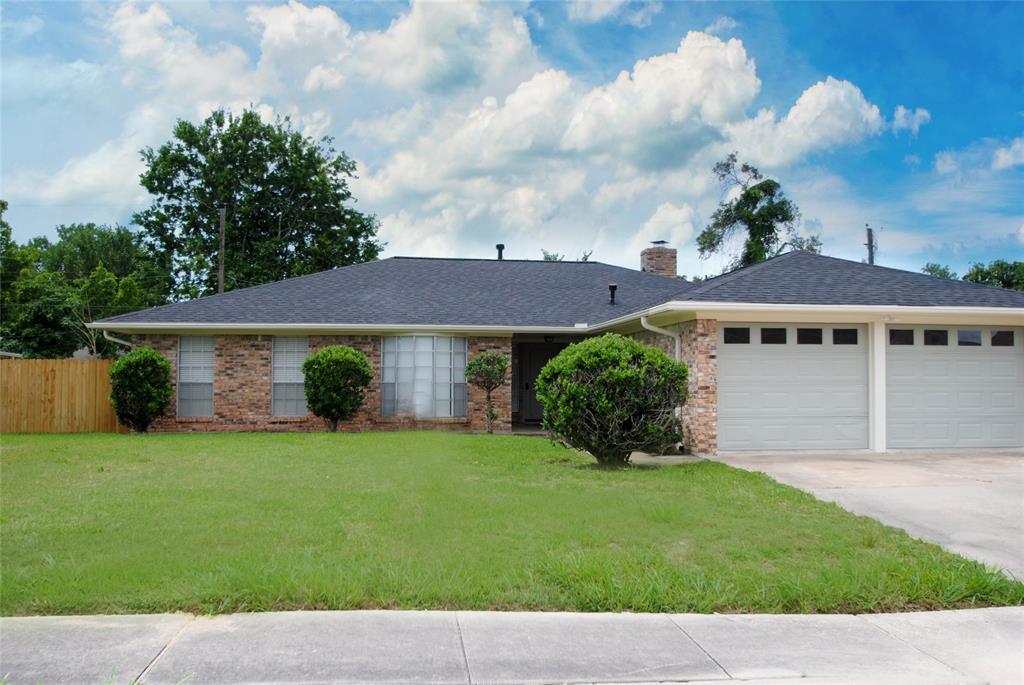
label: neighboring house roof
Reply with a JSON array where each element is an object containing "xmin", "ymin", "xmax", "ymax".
[
  {"xmin": 674, "ymin": 251, "xmax": 1024, "ymax": 308},
  {"xmin": 96, "ymin": 257, "xmax": 695, "ymax": 329},
  {"xmin": 92, "ymin": 251, "xmax": 1024, "ymax": 332}
]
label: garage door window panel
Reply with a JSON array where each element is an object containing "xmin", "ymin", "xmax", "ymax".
[
  {"xmin": 889, "ymin": 329, "xmax": 914, "ymax": 346},
  {"xmin": 761, "ymin": 328, "xmax": 787, "ymax": 345},
  {"xmin": 797, "ymin": 328, "xmax": 823, "ymax": 345},
  {"xmin": 991, "ymin": 330, "xmax": 1015, "ymax": 347},
  {"xmin": 957, "ymin": 330, "xmax": 982, "ymax": 347},
  {"xmin": 724, "ymin": 327, "xmax": 750, "ymax": 344},
  {"xmin": 924, "ymin": 329, "xmax": 949, "ymax": 346},
  {"xmin": 832, "ymin": 328, "xmax": 858, "ymax": 345}
]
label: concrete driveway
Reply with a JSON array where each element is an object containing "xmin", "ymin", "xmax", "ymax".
[{"xmin": 714, "ymin": 449, "xmax": 1024, "ymax": 579}]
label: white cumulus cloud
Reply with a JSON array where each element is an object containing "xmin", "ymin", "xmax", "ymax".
[
  {"xmin": 704, "ymin": 16, "xmax": 738, "ymax": 35},
  {"xmin": 892, "ymin": 105, "xmax": 931, "ymax": 136},
  {"xmin": 992, "ymin": 137, "xmax": 1024, "ymax": 171}
]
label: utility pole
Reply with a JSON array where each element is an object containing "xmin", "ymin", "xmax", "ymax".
[
  {"xmin": 864, "ymin": 224, "xmax": 875, "ymax": 265},
  {"xmin": 218, "ymin": 207, "xmax": 226, "ymax": 294}
]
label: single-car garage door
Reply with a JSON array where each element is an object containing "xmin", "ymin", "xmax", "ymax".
[
  {"xmin": 717, "ymin": 323, "xmax": 869, "ymax": 450},
  {"xmin": 887, "ymin": 326, "xmax": 1024, "ymax": 448}
]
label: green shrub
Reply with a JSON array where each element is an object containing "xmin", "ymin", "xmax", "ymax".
[
  {"xmin": 108, "ymin": 347, "xmax": 173, "ymax": 433},
  {"xmin": 534, "ymin": 333, "xmax": 689, "ymax": 465},
  {"xmin": 302, "ymin": 345, "xmax": 373, "ymax": 432},
  {"xmin": 465, "ymin": 352, "xmax": 509, "ymax": 434}
]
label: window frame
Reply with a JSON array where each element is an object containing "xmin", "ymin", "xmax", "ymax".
[
  {"xmin": 177, "ymin": 335, "xmax": 214, "ymax": 418},
  {"xmin": 272, "ymin": 336, "xmax": 309, "ymax": 417},
  {"xmin": 381, "ymin": 335, "xmax": 468, "ymax": 419}
]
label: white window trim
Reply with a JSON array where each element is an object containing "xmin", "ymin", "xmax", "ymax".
[
  {"xmin": 272, "ymin": 336, "xmax": 309, "ymax": 417},
  {"xmin": 380, "ymin": 334, "xmax": 468, "ymax": 419},
  {"xmin": 177, "ymin": 335, "xmax": 214, "ymax": 418}
]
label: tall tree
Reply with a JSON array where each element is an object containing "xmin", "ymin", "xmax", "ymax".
[
  {"xmin": 35, "ymin": 223, "xmax": 168, "ymax": 305},
  {"xmin": 962, "ymin": 260, "xmax": 1023, "ymax": 291},
  {"xmin": 135, "ymin": 109, "xmax": 382, "ymax": 299},
  {"xmin": 71, "ymin": 264, "xmax": 147, "ymax": 357},
  {"xmin": 697, "ymin": 153, "xmax": 817, "ymax": 269},
  {"xmin": 922, "ymin": 263, "xmax": 958, "ymax": 280},
  {"xmin": 3, "ymin": 270, "xmax": 78, "ymax": 358}
]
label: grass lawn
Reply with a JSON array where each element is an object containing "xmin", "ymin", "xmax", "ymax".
[{"xmin": 2, "ymin": 432, "xmax": 1021, "ymax": 616}]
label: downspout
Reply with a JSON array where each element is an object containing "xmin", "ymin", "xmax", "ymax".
[
  {"xmin": 103, "ymin": 330, "xmax": 133, "ymax": 348},
  {"xmin": 640, "ymin": 316, "xmax": 681, "ymax": 361}
]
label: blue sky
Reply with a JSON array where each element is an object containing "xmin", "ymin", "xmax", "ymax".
[{"xmin": 2, "ymin": 1, "xmax": 1022, "ymax": 277}]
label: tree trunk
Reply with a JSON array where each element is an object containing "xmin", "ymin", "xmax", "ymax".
[
  {"xmin": 327, "ymin": 418, "xmax": 338, "ymax": 432},
  {"xmin": 485, "ymin": 389, "xmax": 493, "ymax": 434}
]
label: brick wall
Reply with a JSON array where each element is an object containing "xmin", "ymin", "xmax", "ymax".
[
  {"xmin": 631, "ymin": 319, "xmax": 718, "ymax": 455},
  {"xmin": 134, "ymin": 334, "xmax": 512, "ymax": 433},
  {"xmin": 679, "ymin": 319, "xmax": 718, "ymax": 454}
]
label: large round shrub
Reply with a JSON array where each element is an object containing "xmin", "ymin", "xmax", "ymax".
[
  {"xmin": 465, "ymin": 351, "xmax": 509, "ymax": 434},
  {"xmin": 534, "ymin": 333, "xmax": 689, "ymax": 465},
  {"xmin": 302, "ymin": 345, "xmax": 373, "ymax": 432},
  {"xmin": 108, "ymin": 347, "xmax": 173, "ymax": 433}
]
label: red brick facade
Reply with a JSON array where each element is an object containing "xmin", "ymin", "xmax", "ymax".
[
  {"xmin": 136, "ymin": 334, "xmax": 512, "ymax": 433},
  {"xmin": 631, "ymin": 319, "xmax": 718, "ymax": 455}
]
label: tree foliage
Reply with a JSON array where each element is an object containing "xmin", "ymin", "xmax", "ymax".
[
  {"xmin": 37, "ymin": 223, "xmax": 166, "ymax": 296},
  {"xmin": 2, "ymin": 269, "xmax": 78, "ymax": 358},
  {"xmin": 72, "ymin": 265, "xmax": 148, "ymax": 357},
  {"xmin": 302, "ymin": 345, "xmax": 374, "ymax": 432},
  {"xmin": 962, "ymin": 260, "xmax": 1023, "ymax": 291},
  {"xmin": 541, "ymin": 249, "xmax": 592, "ymax": 262},
  {"xmin": 135, "ymin": 109, "xmax": 382, "ymax": 299},
  {"xmin": 109, "ymin": 347, "xmax": 173, "ymax": 433},
  {"xmin": 697, "ymin": 153, "xmax": 819, "ymax": 270},
  {"xmin": 535, "ymin": 334, "xmax": 689, "ymax": 465},
  {"xmin": 465, "ymin": 352, "xmax": 509, "ymax": 434},
  {"xmin": 922, "ymin": 262, "xmax": 958, "ymax": 280}
]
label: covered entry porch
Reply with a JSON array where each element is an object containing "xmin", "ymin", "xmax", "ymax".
[{"xmin": 511, "ymin": 334, "xmax": 583, "ymax": 428}]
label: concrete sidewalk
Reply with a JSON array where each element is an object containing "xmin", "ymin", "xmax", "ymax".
[{"xmin": 2, "ymin": 608, "xmax": 1022, "ymax": 685}]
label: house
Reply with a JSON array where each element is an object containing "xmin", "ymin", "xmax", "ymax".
[{"xmin": 90, "ymin": 245, "xmax": 1024, "ymax": 452}]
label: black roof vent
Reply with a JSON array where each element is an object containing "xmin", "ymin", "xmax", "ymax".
[
  {"xmin": 496, "ymin": 243, "xmax": 505, "ymax": 260},
  {"xmin": 650, "ymin": 239, "xmax": 668, "ymax": 245},
  {"xmin": 608, "ymin": 283, "xmax": 618, "ymax": 305}
]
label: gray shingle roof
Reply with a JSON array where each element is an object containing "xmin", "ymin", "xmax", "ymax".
[
  {"xmin": 97, "ymin": 257, "xmax": 695, "ymax": 328},
  {"xmin": 95, "ymin": 251, "xmax": 1024, "ymax": 330},
  {"xmin": 676, "ymin": 251, "xmax": 1024, "ymax": 308}
]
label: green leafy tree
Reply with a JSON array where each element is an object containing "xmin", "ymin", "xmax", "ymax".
[
  {"xmin": 465, "ymin": 352, "xmax": 509, "ymax": 434},
  {"xmin": 109, "ymin": 347, "xmax": 173, "ymax": 432},
  {"xmin": 135, "ymin": 108, "xmax": 382, "ymax": 299},
  {"xmin": 922, "ymin": 263, "xmax": 958, "ymax": 280},
  {"xmin": 302, "ymin": 345, "xmax": 374, "ymax": 432},
  {"xmin": 535, "ymin": 334, "xmax": 689, "ymax": 465},
  {"xmin": 4, "ymin": 270, "xmax": 78, "ymax": 358},
  {"xmin": 72, "ymin": 265, "xmax": 148, "ymax": 357},
  {"xmin": 697, "ymin": 153, "xmax": 817, "ymax": 269},
  {"xmin": 962, "ymin": 260, "xmax": 1023, "ymax": 291}
]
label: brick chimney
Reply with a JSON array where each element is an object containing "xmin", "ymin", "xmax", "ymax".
[{"xmin": 640, "ymin": 241, "xmax": 677, "ymax": 278}]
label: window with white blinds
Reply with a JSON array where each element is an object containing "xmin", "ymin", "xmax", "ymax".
[
  {"xmin": 178, "ymin": 336, "xmax": 214, "ymax": 417},
  {"xmin": 381, "ymin": 336, "xmax": 467, "ymax": 418},
  {"xmin": 273, "ymin": 336, "xmax": 309, "ymax": 416}
]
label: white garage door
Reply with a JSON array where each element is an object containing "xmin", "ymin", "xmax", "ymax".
[
  {"xmin": 717, "ymin": 323, "xmax": 869, "ymax": 450},
  {"xmin": 887, "ymin": 326, "xmax": 1024, "ymax": 448}
]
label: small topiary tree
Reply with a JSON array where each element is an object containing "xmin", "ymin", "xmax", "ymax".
[
  {"xmin": 302, "ymin": 345, "xmax": 373, "ymax": 432},
  {"xmin": 108, "ymin": 346, "xmax": 173, "ymax": 433},
  {"xmin": 534, "ymin": 333, "xmax": 689, "ymax": 465},
  {"xmin": 465, "ymin": 352, "xmax": 509, "ymax": 434}
]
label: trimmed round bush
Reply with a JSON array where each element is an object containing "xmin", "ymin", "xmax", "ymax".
[
  {"xmin": 465, "ymin": 351, "xmax": 509, "ymax": 434},
  {"xmin": 108, "ymin": 347, "xmax": 173, "ymax": 433},
  {"xmin": 302, "ymin": 345, "xmax": 373, "ymax": 432},
  {"xmin": 534, "ymin": 333, "xmax": 689, "ymax": 465}
]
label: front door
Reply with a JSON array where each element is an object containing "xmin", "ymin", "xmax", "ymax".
[{"xmin": 520, "ymin": 344, "xmax": 564, "ymax": 422}]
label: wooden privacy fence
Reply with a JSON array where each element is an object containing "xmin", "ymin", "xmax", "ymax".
[{"xmin": 0, "ymin": 359, "xmax": 127, "ymax": 433}]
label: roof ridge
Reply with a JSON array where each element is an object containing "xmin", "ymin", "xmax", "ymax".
[{"xmin": 679, "ymin": 250, "xmax": 804, "ymax": 299}]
